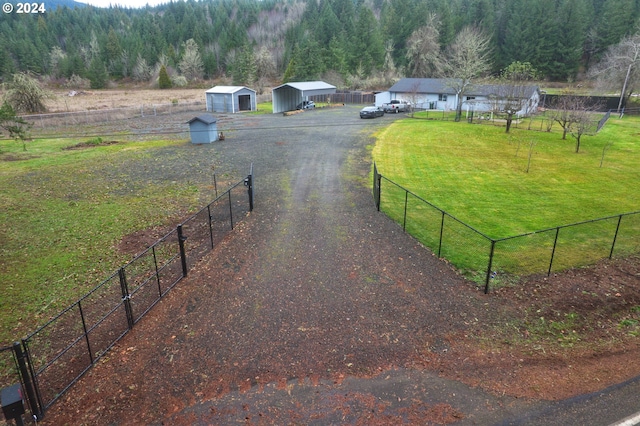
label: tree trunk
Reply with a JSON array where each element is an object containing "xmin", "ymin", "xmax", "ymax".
[{"xmin": 505, "ymin": 113, "xmax": 513, "ymax": 133}]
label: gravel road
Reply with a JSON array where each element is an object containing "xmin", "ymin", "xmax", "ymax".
[{"xmin": 39, "ymin": 106, "xmax": 638, "ymax": 425}]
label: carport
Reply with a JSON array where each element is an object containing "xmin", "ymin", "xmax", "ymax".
[{"xmin": 271, "ymin": 81, "xmax": 336, "ymax": 113}]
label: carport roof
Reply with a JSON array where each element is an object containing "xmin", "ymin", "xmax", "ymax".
[{"xmin": 274, "ymin": 81, "xmax": 336, "ymax": 91}]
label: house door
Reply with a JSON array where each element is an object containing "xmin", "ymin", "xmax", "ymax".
[{"xmin": 238, "ymin": 95, "xmax": 251, "ymax": 111}]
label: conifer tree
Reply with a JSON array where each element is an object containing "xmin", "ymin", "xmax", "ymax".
[{"xmin": 158, "ymin": 65, "xmax": 172, "ymax": 89}]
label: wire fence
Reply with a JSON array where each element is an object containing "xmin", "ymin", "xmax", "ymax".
[
  {"xmin": 410, "ymin": 108, "xmax": 609, "ymax": 135},
  {"xmin": 20, "ymin": 101, "xmax": 205, "ymax": 129},
  {"xmin": 373, "ymin": 163, "xmax": 640, "ymax": 293},
  {"xmin": 2, "ymin": 165, "xmax": 254, "ymax": 421}
]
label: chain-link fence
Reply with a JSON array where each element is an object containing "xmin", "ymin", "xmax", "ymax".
[
  {"xmin": 14, "ymin": 166, "xmax": 254, "ymax": 418},
  {"xmin": 20, "ymin": 101, "xmax": 205, "ymax": 129},
  {"xmin": 373, "ymin": 164, "xmax": 640, "ymax": 293}
]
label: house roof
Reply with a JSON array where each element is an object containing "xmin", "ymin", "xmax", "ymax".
[
  {"xmin": 388, "ymin": 78, "xmax": 539, "ymax": 98},
  {"xmin": 188, "ymin": 114, "xmax": 217, "ymax": 125},
  {"xmin": 388, "ymin": 78, "xmax": 455, "ymax": 94},
  {"xmin": 205, "ymin": 85, "xmax": 256, "ymax": 94}
]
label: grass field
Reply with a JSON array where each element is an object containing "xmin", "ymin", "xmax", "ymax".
[
  {"xmin": 0, "ymin": 137, "xmax": 211, "ymax": 344},
  {"xmin": 371, "ymin": 115, "xmax": 640, "ymax": 280}
]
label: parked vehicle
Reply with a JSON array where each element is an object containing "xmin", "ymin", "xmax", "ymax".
[
  {"xmin": 382, "ymin": 99, "xmax": 409, "ymax": 113},
  {"xmin": 297, "ymin": 100, "xmax": 315, "ymax": 110},
  {"xmin": 360, "ymin": 106, "xmax": 385, "ymax": 118}
]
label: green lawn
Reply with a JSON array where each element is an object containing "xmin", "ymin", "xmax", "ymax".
[
  {"xmin": 372, "ymin": 115, "xmax": 640, "ymax": 280},
  {"xmin": 0, "ymin": 137, "xmax": 205, "ymax": 344}
]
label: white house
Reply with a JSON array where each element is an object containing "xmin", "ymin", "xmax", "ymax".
[{"xmin": 377, "ymin": 78, "xmax": 540, "ymax": 116}]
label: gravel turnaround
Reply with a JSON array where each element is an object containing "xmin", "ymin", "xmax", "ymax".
[{"xmin": 43, "ymin": 106, "xmax": 558, "ymax": 425}]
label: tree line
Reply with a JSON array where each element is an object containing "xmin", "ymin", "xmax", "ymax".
[{"xmin": 0, "ymin": 0, "xmax": 638, "ymax": 90}]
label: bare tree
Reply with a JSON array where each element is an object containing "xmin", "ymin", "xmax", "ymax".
[
  {"xmin": 568, "ymin": 108, "xmax": 598, "ymax": 153},
  {"xmin": 589, "ymin": 32, "xmax": 640, "ymax": 113},
  {"xmin": 132, "ymin": 54, "xmax": 152, "ymax": 82},
  {"xmin": 493, "ymin": 62, "xmax": 540, "ymax": 133},
  {"xmin": 254, "ymin": 46, "xmax": 275, "ymax": 93},
  {"xmin": 551, "ymin": 93, "xmax": 589, "ymax": 140},
  {"xmin": 383, "ymin": 39, "xmax": 400, "ymax": 85},
  {"xmin": 600, "ymin": 140, "xmax": 614, "ymax": 167},
  {"xmin": 406, "ymin": 81, "xmax": 422, "ymax": 117},
  {"xmin": 443, "ymin": 26, "xmax": 492, "ymax": 121},
  {"xmin": 526, "ymin": 140, "xmax": 537, "ymax": 173},
  {"xmin": 179, "ymin": 39, "xmax": 204, "ymax": 81},
  {"xmin": 405, "ymin": 14, "xmax": 444, "ymax": 78}
]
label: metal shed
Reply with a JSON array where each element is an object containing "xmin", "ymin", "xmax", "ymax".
[
  {"xmin": 188, "ymin": 114, "xmax": 218, "ymax": 143},
  {"xmin": 271, "ymin": 81, "xmax": 336, "ymax": 113},
  {"xmin": 205, "ymin": 86, "xmax": 257, "ymax": 113}
]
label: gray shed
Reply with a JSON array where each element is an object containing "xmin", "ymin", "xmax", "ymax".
[
  {"xmin": 188, "ymin": 114, "xmax": 218, "ymax": 143},
  {"xmin": 205, "ymin": 86, "xmax": 257, "ymax": 113},
  {"xmin": 271, "ymin": 81, "xmax": 336, "ymax": 113}
]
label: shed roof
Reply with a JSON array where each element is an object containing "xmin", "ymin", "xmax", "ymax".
[
  {"xmin": 188, "ymin": 114, "xmax": 217, "ymax": 125},
  {"xmin": 205, "ymin": 85, "xmax": 256, "ymax": 94}
]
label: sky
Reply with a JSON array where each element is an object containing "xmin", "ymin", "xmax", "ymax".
[{"xmin": 76, "ymin": 0, "xmax": 170, "ymax": 8}]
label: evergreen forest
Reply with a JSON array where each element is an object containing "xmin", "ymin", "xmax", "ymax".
[{"xmin": 0, "ymin": 0, "xmax": 638, "ymax": 90}]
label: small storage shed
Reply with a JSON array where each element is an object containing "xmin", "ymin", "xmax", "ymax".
[
  {"xmin": 188, "ymin": 114, "xmax": 218, "ymax": 144},
  {"xmin": 205, "ymin": 86, "xmax": 257, "ymax": 113},
  {"xmin": 271, "ymin": 81, "xmax": 336, "ymax": 113}
]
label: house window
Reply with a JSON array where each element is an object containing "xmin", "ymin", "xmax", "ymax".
[
  {"xmin": 466, "ymin": 96, "xmax": 476, "ymax": 101},
  {"xmin": 438, "ymin": 94, "xmax": 447, "ymax": 102}
]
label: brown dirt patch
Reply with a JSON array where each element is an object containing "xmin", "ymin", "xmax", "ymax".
[
  {"xmin": 428, "ymin": 255, "xmax": 640, "ymax": 401},
  {"xmin": 63, "ymin": 140, "xmax": 121, "ymax": 150}
]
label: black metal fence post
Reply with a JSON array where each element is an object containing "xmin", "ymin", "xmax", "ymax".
[
  {"xmin": 77, "ymin": 301, "xmax": 94, "ymax": 364},
  {"xmin": 438, "ymin": 211, "xmax": 445, "ymax": 257},
  {"xmin": 152, "ymin": 246, "xmax": 162, "ymax": 297},
  {"xmin": 207, "ymin": 205, "xmax": 214, "ymax": 249},
  {"xmin": 548, "ymin": 227, "xmax": 560, "ymax": 276},
  {"xmin": 484, "ymin": 240, "xmax": 496, "ymax": 294},
  {"xmin": 118, "ymin": 268, "xmax": 134, "ymax": 329},
  {"xmin": 402, "ymin": 190, "xmax": 408, "ymax": 231},
  {"xmin": 13, "ymin": 342, "xmax": 43, "ymax": 421},
  {"xmin": 247, "ymin": 163, "xmax": 254, "ymax": 212},
  {"xmin": 228, "ymin": 191, "xmax": 234, "ymax": 230},
  {"xmin": 177, "ymin": 225, "xmax": 188, "ymax": 277},
  {"xmin": 373, "ymin": 163, "xmax": 381, "ymax": 211},
  {"xmin": 609, "ymin": 215, "xmax": 623, "ymax": 258}
]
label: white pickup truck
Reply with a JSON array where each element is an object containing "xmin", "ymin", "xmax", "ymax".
[{"xmin": 382, "ymin": 99, "xmax": 409, "ymax": 113}]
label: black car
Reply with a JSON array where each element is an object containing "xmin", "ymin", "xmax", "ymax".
[{"xmin": 360, "ymin": 106, "xmax": 384, "ymax": 118}]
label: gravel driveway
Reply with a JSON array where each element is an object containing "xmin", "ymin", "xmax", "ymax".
[{"xmin": 39, "ymin": 106, "xmax": 575, "ymax": 424}]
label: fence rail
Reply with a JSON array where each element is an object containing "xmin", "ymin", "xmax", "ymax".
[
  {"xmin": 2, "ymin": 165, "xmax": 254, "ymax": 421},
  {"xmin": 373, "ymin": 164, "xmax": 639, "ymax": 294}
]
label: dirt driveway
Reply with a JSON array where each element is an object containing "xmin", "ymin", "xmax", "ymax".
[{"xmin": 40, "ymin": 106, "xmax": 640, "ymax": 425}]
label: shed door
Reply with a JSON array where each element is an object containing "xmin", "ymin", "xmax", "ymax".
[{"xmin": 238, "ymin": 94, "xmax": 251, "ymax": 111}]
